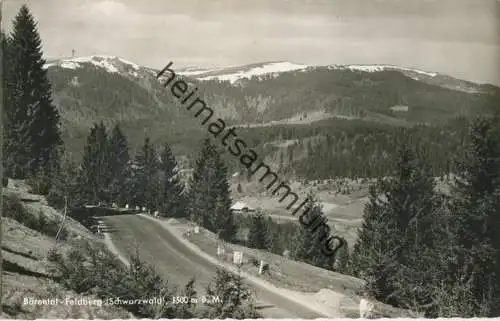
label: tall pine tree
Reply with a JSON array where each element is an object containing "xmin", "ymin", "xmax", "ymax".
[
  {"xmin": 211, "ymin": 151, "xmax": 235, "ymax": 242},
  {"xmin": 47, "ymin": 151, "xmax": 79, "ymax": 208},
  {"xmin": 132, "ymin": 137, "xmax": 160, "ymax": 211},
  {"xmin": 204, "ymin": 268, "xmax": 260, "ymax": 319},
  {"xmin": 188, "ymin": 138, "xmax": 235, "ymax": 241},
  {"xmin": 107, "ymin": 124, "xmax": 131, "ymax": 206},
  {"xmin": 447, "ymin": 116, "xmax": 500, "ymax": 316},
  {"xmin": 188, "ymin": 138, "xmax": 218, "ymax": 227},
  {"xmin": 333, "ymin": 241, "xmax": 350, "ymax": 274},
  {"xmin": 292, "ymin": 194, "xmax": 336, "ymax": 270},
  {"xmin": 77, "ymin": 122, "xmax": 109, "ymax": 204},
  {"xmin": 176, "ymin": 277, "xmax": 197, "ymax": 318},
  {"xmin": 247, "ymin": 211, "xmax": 272, "ymax": 250},
  {"xmin": 2, "ymin": 30, "xmax": 14, "ymax": 179},
  {"xmin": 159, "ymin": 141, "xmax": 185, "ymax": 218},
  {"xmin": 351, "ymin": 138, "xmax": 439, "ymax": 309},
  {"xmin": 5, "ymin": 5, "xmax": 61, "ymax": 178},
  {"xmin": 350, "ymin": 183, "xmax": 396, "ymax": 292}
]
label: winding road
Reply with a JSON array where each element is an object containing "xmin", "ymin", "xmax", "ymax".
[{"xmin": 100, "ymin": 214, "xmax": 327, "ymax": 318}]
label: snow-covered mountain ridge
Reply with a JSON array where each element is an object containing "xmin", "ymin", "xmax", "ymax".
[
  {"xmin": 176, "ymin": 61, "xmax": 310, "ymax": 82},
  {"xmin": 44, "ymin": 55, "xmax": 157, "ymax": 79},
  {"xmin": 42, "ymin": 55, "xmax": 499, "ymax": 158},
  {"xmin": 175, "ymin": 61, "xmax": 441, "ymax": 83},
  {"xmin": 45, "ymin": 56, "xmax": 436, "ymax": 81},
  {"xmin": 329, "ymin": 64, "xmax": 437, "ymax": 77},
  {"xmin": 43, "ymin": 55, "xmax": 496, "ymax": 94}
]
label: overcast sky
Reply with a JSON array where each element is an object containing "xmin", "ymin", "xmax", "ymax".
[{"xmin": 2, "ymin": 0, "xmax": 500, "ymax": 85}]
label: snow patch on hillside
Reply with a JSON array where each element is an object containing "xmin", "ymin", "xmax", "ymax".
[
  {"xmin": 60, "ymin": 61, "xmax": 79, "ymax": 69},
  {"xmin": 44, "ymin": 55, "xmax": 141, "ymax": 75},
  {"xmin": 177, "ymin": 66, "xmax": 229, "ymax": 76},
  {"xmin": 69, "ymin": 56, "xmax": 119, "ymax": 73},
  {"xmin": 178, "ymin": 62, "xmax": 439, "ymax": 84},
  {"xmin": 194, "ymin": 62, "xmax": 309, "ymax": 83},
  {"xmin": 328, "ymin": 64, "xmax": 438, "ymax": 77}
]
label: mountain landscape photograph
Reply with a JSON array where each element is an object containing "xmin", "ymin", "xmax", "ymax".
[{"xmin": 1, "ymin": 0, "xmax": 500, "ymax": 319}]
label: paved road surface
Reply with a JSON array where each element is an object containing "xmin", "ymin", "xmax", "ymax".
[{"xmin": 100, "ymin": 214, "xmax": 326, "ymax": 318}]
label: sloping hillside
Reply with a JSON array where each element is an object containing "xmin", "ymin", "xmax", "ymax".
[
  {"xmin": 195, "ymin": 67, "xmax": 498, "ymax": 123},
  {"xmin": 45, "ymin": 57, "xmax": 202, "ymax": 156},
  {"xmin": 44, "ymin": 56, "xmax": 500, "ymax": 158},
  {"xmin": 1, "ymin": 179, "xmax": 132, "ymax": 319}
]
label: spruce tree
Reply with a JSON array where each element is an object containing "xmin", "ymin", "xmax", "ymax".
[
  {"xmin": 77, "ymin": 122, "xmax": 109, "ymax": 204},
  {"xmin": 211, "ymin": 152, "xmax": 235, "ymax": 242},
  {"xmin": 187, "ymin": 137, "xmax": 235, "ymax": 240},
  {"xmin": 447, "ymin": 116, "xmax": 500, "ymax": 316},
  {"xmin": 188, "ymin": 138, "xmax": 218, "ymax": 227},
  {"xmin": 292, "ymin": 195, "xmax": 336, "ymax": 270},
  {"xmin": 3, "ymin": 28, "xmax": 32, "ymax": 179},
  {"xmin": 176, "ymin": 277, "xmax": 197, "ymax": 318},
  {"xmin": 133, "ymin": 137, "xmax": 160, "ymax": 211},
  {"xmin": 2, "ymin": 31, "xmax": 13, "ymax": 177},
  {"xmin": 159, "ymin": 141, "xmax": 185, "ymax": 218},
  {"xmin": 333, "ymin": 241, "xmax": 350, "ymax": 274},
  {"xmin": 351, "ymin": 138, "xmax": 439, "ymax": 308},
  {"xmin": 6, "ymin": 5, "xmax": 61, "ymax": 178},
  {"xmin": 205, "ymin": 268, "xmax": 260, "ymax": 319},
  {"xmin": 47, "ymin": 151, "xmax": 78, "ymax": 209},
  {"xmin": 247, "ymin": 211, "xmax": 272, "ymax": 250},
  {"xmin": 350, "ymin": 179, "xmax": 401, "ymax": 303},
  {"xmin": 107, "ymin": 124, "xmax": 131, "ymax": 206}
]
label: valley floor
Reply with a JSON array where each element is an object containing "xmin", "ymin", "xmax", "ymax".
[{"xmin": 230, "ymin": 177, "xmax": 372, "ymax": 246}]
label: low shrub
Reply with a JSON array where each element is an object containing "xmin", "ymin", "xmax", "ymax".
[
  {"xmin": 46, "ymin": 243, "xmax": 177, "ymax": 318},
  {"xmin": 3, "ymin": 194, "xmax": 31, "ymax": 223},
  {"xmin": 46, "ymin": 243, "xmax": 262, "ymax": 319}
]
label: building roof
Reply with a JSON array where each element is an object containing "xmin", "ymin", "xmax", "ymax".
[{"xmin": 230, "ymin": 201, "xmax": 254, "ymax": 211}]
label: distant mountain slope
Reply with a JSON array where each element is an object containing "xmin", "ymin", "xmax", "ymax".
[
  {"xmin": 44, "ymin": 56, "xmax": 204, "ymax": 156},
  {"xmin": 177, "ymin": 61, "xmax": 495, "ymax": 95},
  {"xmin": 43, "ymin": 56, "xmax": 500, "ymax": 157},
  {"xmin": 194, "ymin": 66, "xmax": 499, "ymax": 124},
  {"xmin": 177, "ymin": 61, "xmax": 310, "ymax": 83},
  {"xmin": 329, "ymin": 65, "xmax": 495, "ymax": 95}
]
